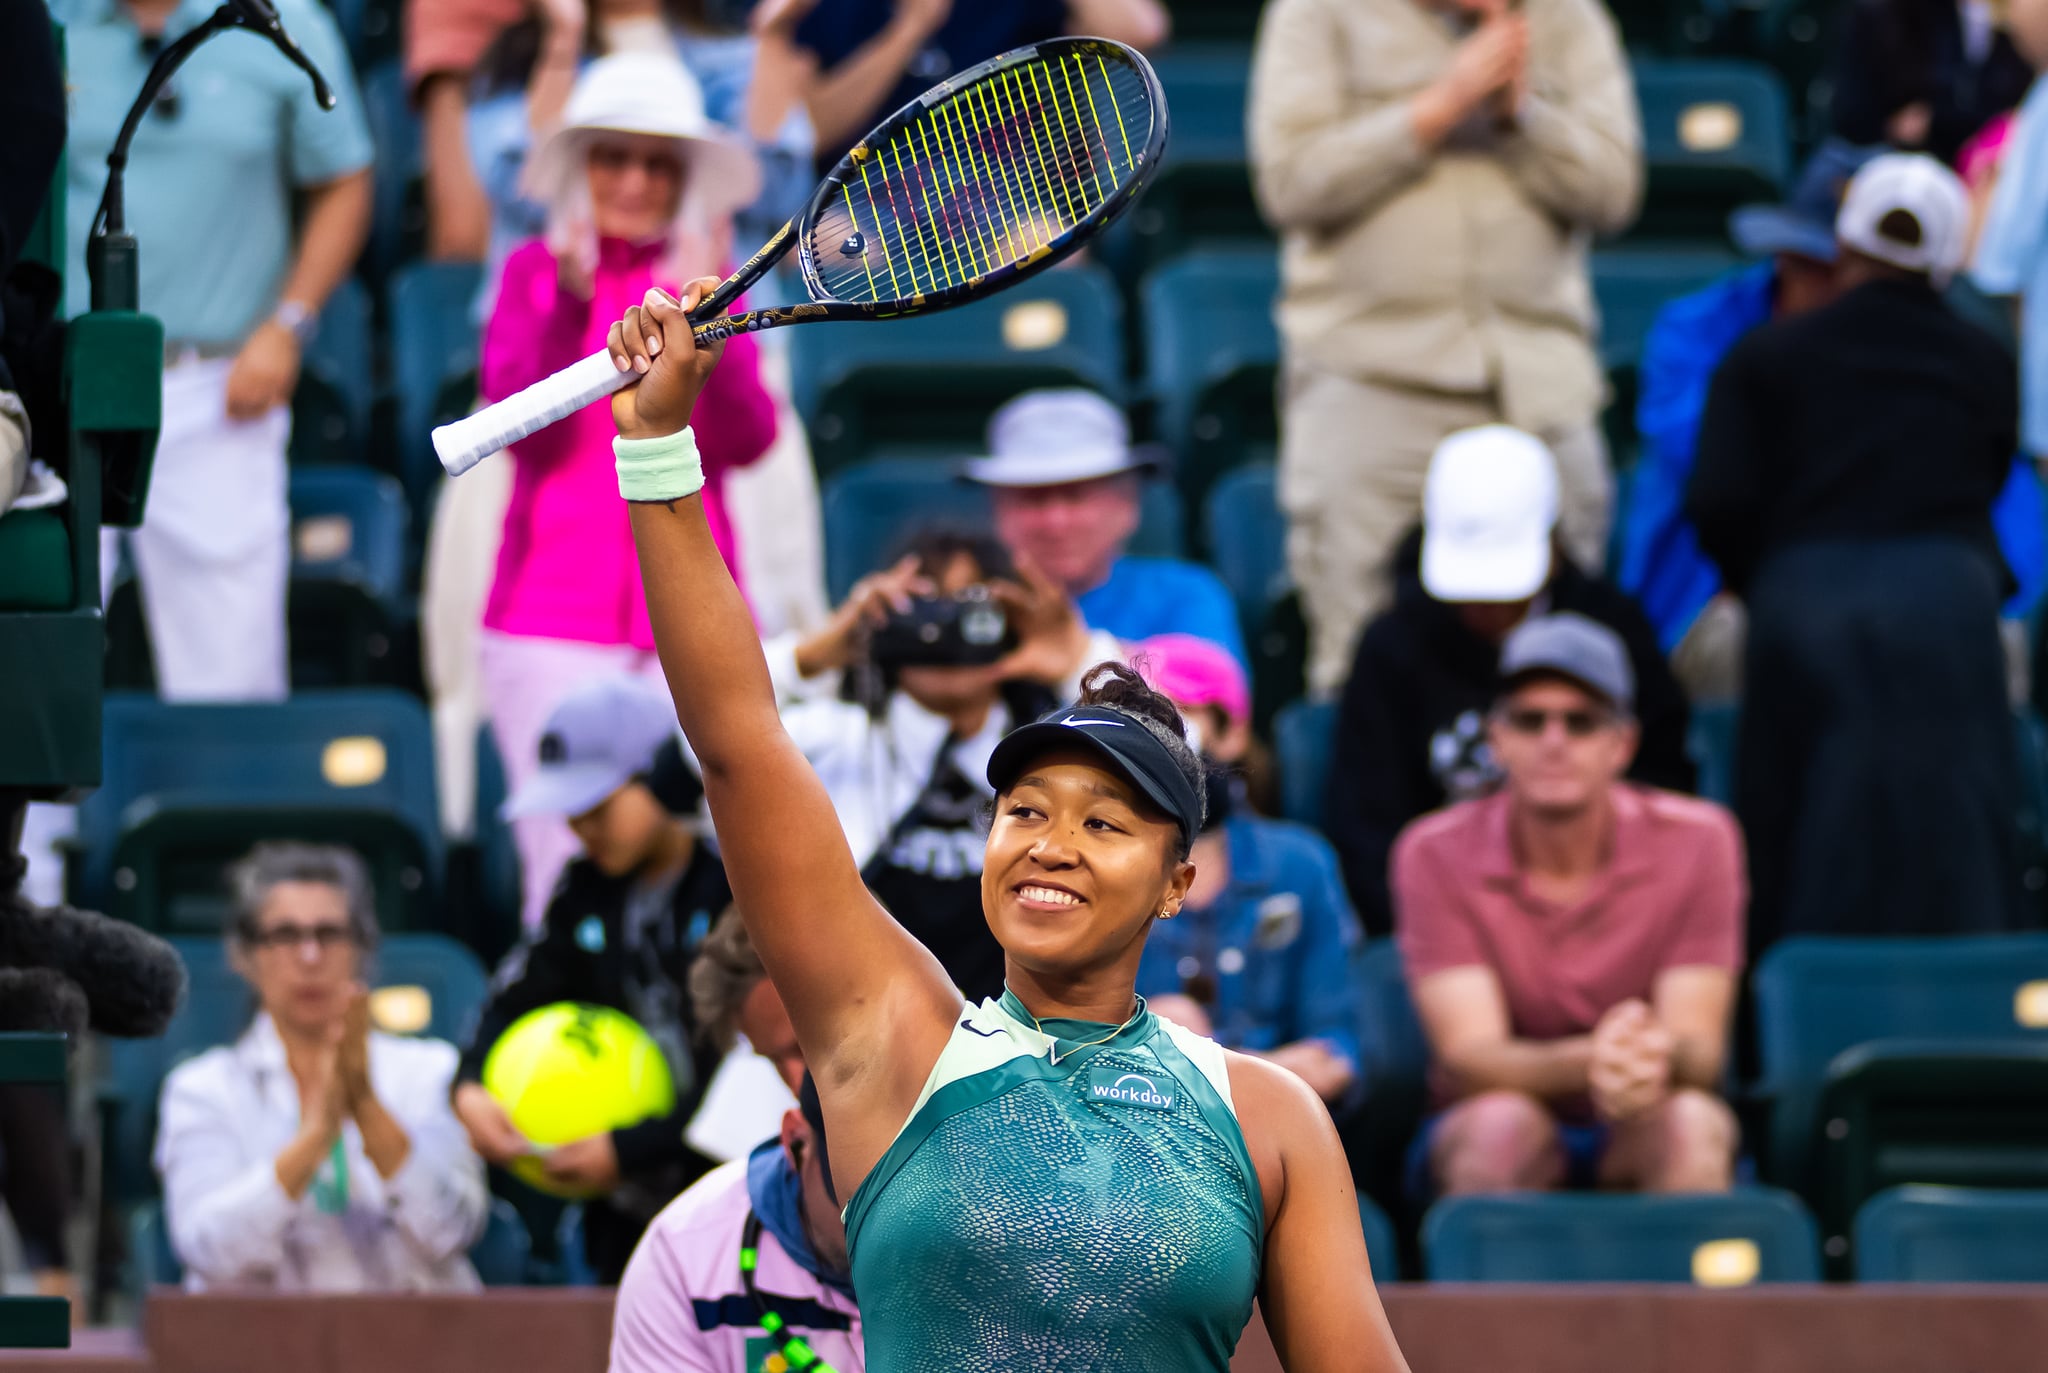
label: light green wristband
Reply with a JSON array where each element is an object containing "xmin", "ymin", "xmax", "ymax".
[{"xmin": 614, "ymin": 427, "xmax": 705, "ymax": 504}]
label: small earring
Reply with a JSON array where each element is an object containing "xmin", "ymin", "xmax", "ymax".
[{"xmin": 1159, "ymin": 906, "xmax": 1175, "ymax": 920}]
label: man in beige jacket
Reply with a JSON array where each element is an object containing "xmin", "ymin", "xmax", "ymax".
[{"xmin": 1250, "ymin": 0, "xmax": 1642, "ymax": 694}]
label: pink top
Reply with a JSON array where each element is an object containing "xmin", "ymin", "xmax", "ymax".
[
  {"xmin": 610, "ymin": 1158, "xmax": 865, "ymax": 1373},
  {"xmin": 1392, "ymin": 783, "xmax": 1746, "ymax": 1054},
  {"xmin": 481, "ymin": 237, "xmax": 777, "ymax": 648}
]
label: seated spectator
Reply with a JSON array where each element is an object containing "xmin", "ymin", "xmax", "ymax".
[
  {"xmin": 968, "ymin": 390, "xmax": 1246, "ymax": 666},
  {"xmin": 690, "ymin": 907, "xmax": 808, "ymax": 1095},
  {"xmin": 611, "ymin": 1076, "xmax": 857, "ymax": 1373},
  {"xmin": 1249, "ymin": 0, "xmax": 1642, "ymax": 695},
  {"xmin": 786, "ymin": 0, "xmax": 1170, "ymax": 168},
  {"xmin": 480, "ymin": 52, "xmax": 777, "ymax": 924},
  {"xmin": 157, "ymin": 844, "xmax": 488, "ymax": 1291},
  {"xmin": 764, "ymin": 527, "xmax": 1122, "ymax": 1001},
  {"xmin": 1619, "ymin": 142, "xmax": 1874, "ymax": 701},
  {"xmin": 1133, "ymin": 635, "xmax": 1364, "ymax": 1108},
  {"xmin": 452, "ymin": 677, "xmax": 734, "ymax": 1283},
  {"xmin": 1393, "ymin": 614, "xmax": 1745, "ymax": 1197},
  {"xmin": 1327, "ymin": 426, "xmax": 1693, "ymax": 939},
  {"xmin": 1689, "ymin": 153, "xmax": 2027, "ymax": 954},
  {"xmin": 1831, "ymin": 0, "xmax": 2031, "ymax": 166}
]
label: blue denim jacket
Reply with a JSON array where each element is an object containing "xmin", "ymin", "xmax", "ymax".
[{"xmin": 1135, "ymin": 814, "xmax": 1363, "ymax": 1070}]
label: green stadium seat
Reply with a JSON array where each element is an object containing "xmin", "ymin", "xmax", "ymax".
[
  {"xmin": 1141, "ymin": 249, "xmax": 1279, "ymax": 535},
  {"xmin": 1855, "ymin": 1186, "xmax": 2048, "ymax": 1282},
  {"xmin": 1684, "ymin": 701, "xmax": 1740, "ymax": 807},
  {"xmin": 1751, "ymin": 936, "xmax": 2048, "ymax": 1203},
  {"xmin": 1749, "ymin": 0, "xmax": 1841, "ymax": 147},
  {"xmin": 1358, "ymin": 1192, "xmax": 1401, "ymax": 1284},
  {"xmin": 1423, "ymin": 1190, "xmax": 1821, "ymax": 1283},
  {"xmin": 1592, "ymin": 248, "xmax": 1743, "ymax": 376},
  {"xmin": 1202, "ymin": 462, "xmax": 1287, "ymax": 637},
  {"xmin": 1348, "ymin": 940, "xmax": 1431, "ymax": 1212},
  {"xmin": 1814, "ymin": 1041, "xmax": 2048, "ymax": 1270},
  {"xmin": 74, "ymin": 691, "xmax": 443, "ymax": 931},
  {"xmin": 101, "ymin": 933, "xmax": 488, "ymax": 1208},
  {"xmin": 1161, "ymin": 3, "xmax": 1261, "ymax": 43},
  {"xmin": 473, "ymin": 725, "xmax": 522, "ymax": 955},
  {"xmin": 286, "ymin": 466, "xmax": 411, "ymax": 687},
  {"xmin": 1103, "ymin": 45, "xmax": 1265, "ymax": 280},
  {"xmin": 291, "ymin": 276, "xmax": 374, "ymax": 467},
  {"xmin": 388, "ymin": 259, "xmax": 485, "ymax": 513},
  {"xmin": 0, "ymin": 510, "xmax": 73, "ymax": 612},
  {"xmin": 1247, "ymin": 588, "xmax": 1307, "ymax": 735},
  {"xmin": 818, "ymin": 456, "xmax": 1182, "ymax": 603},
  {"xmin": 1631, "ymin": 59, "xmax": 1792, "ymax": 243},
  {"xmin": 360, "ymin": 59, "xmax": 425, "ymax": 280},
  {"xmin": 791, "ymin": 263, "xmax": 1126, "ymax": 477},
  {"xmin": 1272, "ymin": 697, "xmax": 1333, "ymax": 830}
]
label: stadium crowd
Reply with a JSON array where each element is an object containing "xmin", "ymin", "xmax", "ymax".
[{"xmin": 6, "ymin": 0, "xmax": 2048, "ymax": 1357}]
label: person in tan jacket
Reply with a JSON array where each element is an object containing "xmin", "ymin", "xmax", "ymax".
[{"xmin": 1250, "ymin": 0, "xmax": 1642, "ymax": 695}]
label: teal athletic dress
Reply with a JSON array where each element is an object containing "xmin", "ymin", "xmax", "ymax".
[{"xmin": 843, "ymin": 988, "xmax": 1265, "ymax": 1370}]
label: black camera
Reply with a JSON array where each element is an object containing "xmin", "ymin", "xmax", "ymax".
[{"xmin": 868, "ymin": 587, "xmax": 1011, "ymax": 668}]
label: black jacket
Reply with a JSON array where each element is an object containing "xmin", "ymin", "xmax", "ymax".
[
  {"xmin": 1688, "ymin": 277, "xmax": 2017, "ymax": 596},
  {"xmin": 456, "ymin": 846, "xmax": 733, "ymax": 1176},
  {"xmin": 1325, "ymin": 531, "xmax": 1696, "ymax": 938},
  {"xmin": 1830, "ymin": 0, "xmax": 2033, "ymax": 167}
]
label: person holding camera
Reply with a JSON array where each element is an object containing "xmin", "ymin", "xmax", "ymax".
[{"xmin": 756, "ymin": 527, "xmax": 1125, "ymax": 1000}]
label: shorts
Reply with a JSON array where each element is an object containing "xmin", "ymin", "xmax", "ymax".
[{"xmin": 1404, "ymin": 1108, "xmax": 1612, "ymax": 1205}]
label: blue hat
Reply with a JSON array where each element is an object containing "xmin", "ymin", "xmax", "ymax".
[
  {"xmin": 502, "ymin": 676, "xmax": 678, "ymax": 821},
  {"xmin": 1728, "ymin": 140, "xmax": 1882, "ymax": 264}
]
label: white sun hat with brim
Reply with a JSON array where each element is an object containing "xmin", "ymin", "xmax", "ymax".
[
  {"xmin": 525, "ymin": 51, "xmax": 762, "ymax": 222},
  {"xmin": 961, "ymin": 389, "xmax": 1161, "ymax": 489}
]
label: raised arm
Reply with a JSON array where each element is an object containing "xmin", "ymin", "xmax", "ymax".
[{"xmin": 608, "ymin": 282, "xmax": 961, "ymax": 1187}]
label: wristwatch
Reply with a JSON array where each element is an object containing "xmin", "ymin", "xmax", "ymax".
[{"xmin": 272, "ymin": 300, "xmax": 318, "ymax": 348}]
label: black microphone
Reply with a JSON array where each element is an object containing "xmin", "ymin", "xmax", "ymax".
[
  {"xmin": 0, "ymin": 889, "xmax": 188, "ymax": 1039},
  {"xmin": 226, "ymin": 0, "xmax": 336, "ymax": 110}
]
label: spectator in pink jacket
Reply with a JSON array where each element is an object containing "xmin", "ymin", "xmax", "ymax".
[{"xmin": 479, "ymin": 51, "xmax": 778, "ymax": 927}]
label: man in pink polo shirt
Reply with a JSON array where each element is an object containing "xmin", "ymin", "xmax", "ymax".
[{"xmin": 1392, "ymin": 612, "xmax": 1745, "ymax": 1198}]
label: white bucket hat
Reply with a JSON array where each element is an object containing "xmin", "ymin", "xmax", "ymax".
[
  {"xmin": 526, "ymin": 52, "xmax": 762, "ymax": 222},
  {"xmin": 962, "ymin": 389, "xmax": 1158, "ymax": 488}
]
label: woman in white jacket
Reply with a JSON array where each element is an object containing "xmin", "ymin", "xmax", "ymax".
[{"xmin": 155, "ymin": 843, "xmax": 488, "ymax": 1292}]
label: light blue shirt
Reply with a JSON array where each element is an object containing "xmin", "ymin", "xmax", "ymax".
[
  {"xmin": 57, "ymin": 0, "xmax": 371, "ymax": 343},
  {"xmin": 1975, "ymin": 75, "xmax": 2048, "ymax": 458},
  {"xmin": 1075, "ymin": 556, "xmax": 1248, "ymax": 668}
]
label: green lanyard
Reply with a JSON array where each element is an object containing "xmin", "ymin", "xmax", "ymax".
[
  {"xmin": 739, "ymin": 1211, "xmax": 839, "ymax": 1373},
  {"xmin": 310, "ymin": 1138, "xmax": 350, "ymax": 1215}
]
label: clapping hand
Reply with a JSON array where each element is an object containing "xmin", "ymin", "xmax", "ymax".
[{"xmin": 1588, "ymin": 999, "xmax": 1673, "ymax": 1123}]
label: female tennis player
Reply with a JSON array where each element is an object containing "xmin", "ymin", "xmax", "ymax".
[{"xmin": 605, "ymin": 281, "xmax": 1411, "ymax": 1372}]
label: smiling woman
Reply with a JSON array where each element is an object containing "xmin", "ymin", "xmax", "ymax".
[{"xmin": 604, "ymin": 282, "xmax": 1411, "ymax": 1372}]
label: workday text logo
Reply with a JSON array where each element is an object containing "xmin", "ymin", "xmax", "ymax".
[{"xmin": 1086, "ymin": 1070, "xmax": 1175, "ymax": 1112}]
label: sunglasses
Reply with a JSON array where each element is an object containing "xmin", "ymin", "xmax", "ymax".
[
  {"xmin": 588, "ymin": 143, "xmax": 685, "ymax": 178},
  {"xmin": 1500, "ymin": 706, "xmax": 1611, "ymax": 739},
  {"xmin": 244, "ymin": 922, "xmax": 359, "ymax": 953}
]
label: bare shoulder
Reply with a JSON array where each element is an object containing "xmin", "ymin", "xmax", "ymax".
[{"xmin": 1222, "ymin": 1049, "xmax": 1342, "ymax": 1229}]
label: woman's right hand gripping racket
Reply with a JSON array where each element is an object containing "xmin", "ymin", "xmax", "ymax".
[{"xmin": 432, "ymin": 36, "xmax": 1169, "ymax": 476}]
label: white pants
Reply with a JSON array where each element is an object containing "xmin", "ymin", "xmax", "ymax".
[
  {"xmin": 477, "ymin": 629, "xmax": 666, "ymax": 930},
  {"xmin": 101, "ymin": 356, "xmax": 290, "ymax": 702}
]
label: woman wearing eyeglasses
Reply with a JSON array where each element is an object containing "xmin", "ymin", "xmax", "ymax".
[{"xmin": 154, "ymin": 843, "xmax": 489, "ymax": 1292}]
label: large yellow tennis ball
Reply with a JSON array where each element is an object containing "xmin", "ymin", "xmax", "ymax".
[{"xmin": 481, "ymin": 1003, "xmax": 676, "ymax": 1197}]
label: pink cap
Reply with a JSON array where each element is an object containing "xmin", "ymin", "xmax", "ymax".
[{"xmin": 1133, "ymin": 634, "xmax": 1251, "ymax": 730}]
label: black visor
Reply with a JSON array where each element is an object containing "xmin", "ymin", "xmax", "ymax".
[{"xmin": 986, "ymin": 705, "xmax": 1202, "ymax": 846}]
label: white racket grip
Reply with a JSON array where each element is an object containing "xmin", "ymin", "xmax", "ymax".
[{"xmin": 431, "ymin": 349, "xmax": 633, "ymax": 476}]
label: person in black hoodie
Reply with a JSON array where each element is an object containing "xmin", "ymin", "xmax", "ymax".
[
  {"xmin": 452, "ymin": 675, "xmax": 732, "ymax": 1282},
  {"xmin": 1327, "ymin": 426, "xmax": 1694, "ymax": 939}
]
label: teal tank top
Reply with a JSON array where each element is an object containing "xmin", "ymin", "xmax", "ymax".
[{"xmin": 843, "ymin": 989, "xmax": 1264, "ymax": 1371}]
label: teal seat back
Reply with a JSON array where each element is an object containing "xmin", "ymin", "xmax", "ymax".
[
  {"xmin": 78, "ymin": 690, "xmax": 442, "ymax": 915},
  {"xmin": 1591, "ymin": 249, "xmax": 1742, "ymax": 374},
  {"xmin": 819, "ymin": 457, "xmax": 1182, "ymax": 603},
  {"xmin": 1203, "ymin": 462, "xmax": 1286, "ymax": 639},
  {"xmin": 289, "ymin": 466, "xmax": 409, "ymax": 612},
  {"xmin": 1855, "ymin": 1186, "xmax": 2048, "ymax": 1282},
  {"xmin": 360, "ymin": 58, "xmax": 423, "ymax": 279},
  {"xmin": 1139, "ymin": 248, "xmax": 1278, "ymax": 533},
  {"xmin": 1685, "ymin": 701, "xmax": 1740, "ymax": 807},
  {"xmin": 1752, "ymin": 935, "xmax": 2048, "ymax": 1191},
  {"xmin": 1358, "ymin": 1192, "xmax": 1401, "ymax": 1284},
  {"xmin": 1104, "ymin": 45, "xmax": 1264, "ymax": 279},
  {"xmin": 291, "ymin": 277, "xmax": 374, "ymax": 465},
  {"xmin": 1631, "ymin": 59, "xmax": 1792, "ymax": 242},
  {"xmin": 1271, "ymin": 698, "xmax": 1334, "ymax": 830},
  {"xmin": 791, "ymin": 264, "xmax": 1125, "ymax": 476},
  {"xmin": 388, "ymin": 259, "xmax": 485, "ymax": 510},
  {"xmin": 1424, "ymin": 1190, "xmax": 1821, "ymax": 1283}
]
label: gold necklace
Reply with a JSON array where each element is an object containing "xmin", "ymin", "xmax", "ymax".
[{"xmin": 1028, "ymin": 998, "xmax": 1145, "ymax": 1067}]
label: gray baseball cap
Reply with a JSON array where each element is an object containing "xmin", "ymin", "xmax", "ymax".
[
  {"xmin": 1498, "ymin": 612, "xmax": 1635, "ymax": 713},
  {"xmin": 502, "ymin": 676, "xmax": 679, "ymax": 821}
]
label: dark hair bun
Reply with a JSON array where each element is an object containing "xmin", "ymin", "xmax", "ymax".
[{"xmin": 1077, "ymin": 661, "xmax": 1189, "ymax": 742}]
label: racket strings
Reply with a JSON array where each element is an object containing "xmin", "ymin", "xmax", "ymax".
[{"xmin": 807, "ymin": 51, "xmax": 1154, "ymax": 306}]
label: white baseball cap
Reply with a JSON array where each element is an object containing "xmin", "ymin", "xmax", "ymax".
[
  {"xmin": 1420, "ymin": 425, "xmax": 1560, "ymax": 603},
  {"xmin": 961, "ymin": 389, "xmax": 1157, "ymax": 488},
  {"xmin": 1835, "ymin": 152, "xmax": 1970, "ymax": 286},
  {"xmin": 526, "ymin": 52, "xmax": 762, "ymax": 222}
]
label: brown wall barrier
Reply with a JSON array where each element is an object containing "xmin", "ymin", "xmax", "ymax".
[{"xmin": 3, "ymin": 1288, "xmax": 2045, "ymax": 1373}]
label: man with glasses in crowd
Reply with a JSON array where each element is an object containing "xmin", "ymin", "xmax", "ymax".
[{"xmin": 1390, "ymin": 613, "xmax": 1746, "ymax": 1200}]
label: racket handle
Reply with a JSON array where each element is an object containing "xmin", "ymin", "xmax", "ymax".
[{"xmin": 432, "ymin": 350, "xmax": 631, "ymax": 476}]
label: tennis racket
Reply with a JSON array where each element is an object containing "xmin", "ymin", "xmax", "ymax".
[{"xmin": 432, "ymin": 36, "xmax": 1169, "ymax": 476}]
